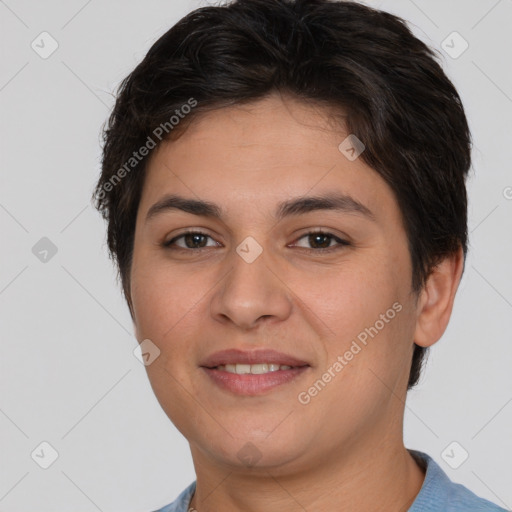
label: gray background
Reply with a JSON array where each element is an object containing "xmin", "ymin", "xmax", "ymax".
[{"xmin": 1, "ymin": 0, "xmax": 511, "ymax": 510}]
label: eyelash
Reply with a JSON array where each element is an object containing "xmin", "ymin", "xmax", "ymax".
[{"xmin": 162, "ymin": 229, "xmax": 351, "ymax": 254}]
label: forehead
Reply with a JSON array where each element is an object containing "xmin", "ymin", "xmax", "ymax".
[{"xmin": 138, "ymin": 94, "xmax": 401, "ymax": 228}]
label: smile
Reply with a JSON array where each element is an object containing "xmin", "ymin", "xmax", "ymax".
[
  {"xmin": 215, "ymin": 363, "xmax": 298, "ymax": 374},
  {"xmin": 202, "ymin": 365, "xmax": 310, "ymax": 395}
]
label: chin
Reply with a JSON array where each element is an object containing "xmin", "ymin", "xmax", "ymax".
[{"xmin": 195, "ymin": 427, "xmax": 308, "ymax": 471}]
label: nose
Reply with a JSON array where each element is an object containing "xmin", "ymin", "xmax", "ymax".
[{"xmin": 209, "ymin": 245, "xmax": 293, "ymax": 331}]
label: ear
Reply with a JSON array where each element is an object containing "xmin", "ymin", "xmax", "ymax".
[
  {"xmin": 413, "ymin": 246, "xmax": 465, "ymax": 348},
  {"xmin": 125, "ymin": 278, "xmax": 137, "ymax": 331}
]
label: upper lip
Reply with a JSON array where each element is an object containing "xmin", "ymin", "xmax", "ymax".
[{"xmin": 200, "ymin": 349, "xmax": 310, "ymax": 368}]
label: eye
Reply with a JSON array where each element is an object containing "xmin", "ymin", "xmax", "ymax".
[
  {"xmin": 292, "ymin": 230, "xmax": 350, "ymax": 252},
  {"xmin": 162, "ymin": 229, "xmax": 350, "ymax": 253},
  {"xmin": 163, "ymin": 231, "xmax": 219, "ymax": 250}
]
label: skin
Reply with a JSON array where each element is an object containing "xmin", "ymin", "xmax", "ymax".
[{"xmin": 129, "ymin": 92, "xmax": 464, "ymax": 512}]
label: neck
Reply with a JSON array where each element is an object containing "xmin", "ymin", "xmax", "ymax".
[{"xmin": 188, "ymin": 435, "xmax": 425, "ymax": 512}]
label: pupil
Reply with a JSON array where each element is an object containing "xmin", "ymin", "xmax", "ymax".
[
  {"xmin": 186, "ymin": 234, "xmax": 206, "ymax": 248},
  {"xmin": 310, "ymin": 234, "xmax": 330, "ymax": 249}
]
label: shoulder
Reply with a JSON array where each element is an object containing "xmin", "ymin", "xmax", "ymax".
[
  {"xmin": 408, "ymin": 450, "xmax": 507, "ymax": 512},
  {"xmin": 150, "ymin": 481, "xmax": 196, "ymax": 512}
]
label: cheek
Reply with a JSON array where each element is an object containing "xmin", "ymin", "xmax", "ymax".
[
  {"xmin": 299, "ymin": 255, "xmax": 412, "ymax": 382},
  {"xmin": 293, "ymin": 259, "xmax": 399, "ymax": 337},
  {"xmin": 130, "ymin": 258, "xmax": 191, "ymax": 352},
  {"xmin": 130, "ymin": 263, "xmax": 206, "ymax": 425}
]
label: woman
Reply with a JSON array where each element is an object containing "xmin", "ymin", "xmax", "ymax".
[{"xmin": 93, "ymin": 1, "xmax": 507, "ymax": 510}]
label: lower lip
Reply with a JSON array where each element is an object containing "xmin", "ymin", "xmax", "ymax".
[{"xmin": 202, "ymin": 366, "xmax": 310, "ymax": 395}]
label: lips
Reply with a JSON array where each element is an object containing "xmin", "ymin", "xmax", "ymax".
[{"xmin": 200, "ymin": 348, "xmax": 310, "ymax": 369}]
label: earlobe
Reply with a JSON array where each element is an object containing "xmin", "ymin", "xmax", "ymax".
[
  {"xmin": 413, "ymin": 246, "xmax": 465, "ymax": 348},
  {"xmin": 126, "ymin": 293, "xmax": 138, "ymax": 336}
]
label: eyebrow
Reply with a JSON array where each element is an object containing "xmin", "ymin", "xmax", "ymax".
[{"xmin": 145, "ymin": 193, "xmax": 376, "ymax": 223}]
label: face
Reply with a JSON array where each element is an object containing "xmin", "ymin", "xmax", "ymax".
[{"xmin": 130, "ymin": 93, "xmax": 419, "ymax": 474}]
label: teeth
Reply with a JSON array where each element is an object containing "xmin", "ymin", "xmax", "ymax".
[
  {"xmin": 248, "ymin": 363, "xmax": 267, "ymax": 374},
  {"xmin": 216, "ymin": 363, "xmax": 295, "ymax": 374}
]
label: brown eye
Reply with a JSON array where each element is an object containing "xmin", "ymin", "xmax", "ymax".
[
  {"xmin": 164, "ymin": 231, "xmax": 218, "ymax": 250},
  {"xmin": 293, "ymin": 231, "xmax": 350, "ymax": 252}
]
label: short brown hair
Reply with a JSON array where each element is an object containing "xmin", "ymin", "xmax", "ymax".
[{"xmin": 92, "ymin": 0, "xmax": 471, "ymax": 388}]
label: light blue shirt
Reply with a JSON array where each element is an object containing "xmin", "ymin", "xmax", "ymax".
[{"xmin": 152, "ymin": 450, "xmax": 508, "ymax": 511}]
